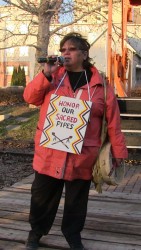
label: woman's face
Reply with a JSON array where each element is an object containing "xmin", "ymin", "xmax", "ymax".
[{"xmin": 60, "ymin": 40, "xmax": 88, "ymax": 71}]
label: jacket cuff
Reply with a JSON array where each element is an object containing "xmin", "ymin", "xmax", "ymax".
[{"xmin": 42, "ymin": 70, "xmax": 52, "ymax": 82}]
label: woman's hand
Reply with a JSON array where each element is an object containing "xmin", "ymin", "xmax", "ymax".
[
  {"xmin": 43, "ymin": 56, "xmax": 59, "ymax": 77},
  {"xmin": 113, "ymin": 158, "xmax": 124, "ymax": 168}
]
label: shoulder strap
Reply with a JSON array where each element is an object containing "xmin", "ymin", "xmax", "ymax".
[
  {"xmin": 75, "ymin": 89, "xmax": 83, "ymax": 99},
  {"xmin": 100, "ymin": 77, "xmax": 107, "ymax": 145}
]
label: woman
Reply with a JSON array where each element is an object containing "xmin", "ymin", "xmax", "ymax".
[{"xmin": 23, "ymin": 32, "xmax": 128, "ymax": 250}]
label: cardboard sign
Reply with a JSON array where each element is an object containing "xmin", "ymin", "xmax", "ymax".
[{"xmin": 40, "ymin": 94, "xmax": 92, "ymax": 154}]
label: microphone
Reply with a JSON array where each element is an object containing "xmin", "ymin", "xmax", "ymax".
[{"xmin": 37, "ymin": 56, "xmax": 64, "ymax": 65}]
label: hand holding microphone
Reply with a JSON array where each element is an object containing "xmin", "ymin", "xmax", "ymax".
[{"xmin": 37, "ymin": 55, "xmax": 64, "ymax": 78}]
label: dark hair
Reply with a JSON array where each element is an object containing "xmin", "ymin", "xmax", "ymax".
[{"xmin": 60, "ymin": 32, "xmax": 93, "ymax": 69}]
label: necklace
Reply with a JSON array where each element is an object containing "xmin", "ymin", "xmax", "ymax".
[
  {"xmin": 73, "ymin": 71, "xmax": 84, "ymax": 91},
  {"xmin": 67, "ymin": 71, "xmax": 85, "ymax": 98}
]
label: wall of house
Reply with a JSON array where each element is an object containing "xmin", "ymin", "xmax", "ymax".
[
  {"xmin": 133, "ymin": 56, "xmax": 141, "ymax": 87},
  {"xmin": 89, "ymin": 35, "xmax": 107, "ymax": 73}
]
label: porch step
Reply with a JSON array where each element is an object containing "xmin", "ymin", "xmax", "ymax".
[
  {"xmin": 117, "ymin": 98, "xmax": 141, "ymax": 114},
  {"xmin": 117, "ymin": 98, "xmax": 141, "ymax": 150}
]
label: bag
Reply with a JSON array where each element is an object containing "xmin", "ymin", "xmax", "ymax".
[
  {"xmin": 92, "ymin": 77, "xmax": 125, "ymax": 193},
  {"xmin": 92, "ymin": 141, "xmax": 125, "ymax": 193}
]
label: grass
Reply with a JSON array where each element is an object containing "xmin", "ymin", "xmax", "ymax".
[{"xmin": 0, "ymin": 103, "xmax": 39, "ymax": 140}]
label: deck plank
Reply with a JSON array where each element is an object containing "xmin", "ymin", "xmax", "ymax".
[{"xmin": 0, "ymin": 177, "xmax": 141, "ymax": 249}]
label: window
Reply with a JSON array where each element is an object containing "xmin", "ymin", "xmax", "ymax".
[
  {"xmin": 23, "ymin": 66, "xmax": 28, "ymax": 76},
  {"xmin": 6, "ymin": 24, "xmax": 15, "ymax": 32},
  {"xmin": 6, "ymin": 48, "xmax": 15, "ymax": 56},
  {"xmin": 6, "ymin": 66, "xmax": 28, "ymax": 76},
  {"xmin": 19, "ymin": 24, "xmax": 28, "ymax": 34},
  {"xmin": 19, "ymin": 46, "xmax": 28, "ymax": 56},
  {"xmin": 6, "ymin": 66, "xmax": 14, "ymax": 75}
]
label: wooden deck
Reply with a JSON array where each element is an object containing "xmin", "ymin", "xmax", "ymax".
[{"xmin": 0, "ymin": 174, "xmax": 141, "ymax": 250}]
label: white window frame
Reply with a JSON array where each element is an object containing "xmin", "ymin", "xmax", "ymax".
[{"xmin": 6, "ymin": 66, "xmax": 14, "ymax": 75}]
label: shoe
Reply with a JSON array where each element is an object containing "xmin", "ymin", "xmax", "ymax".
[
  {"xmin": 70, "ymin": 243, "xmax": 85, "ymax": 250},
  {"xmin": 25, "ymin": 242, "xmax": 39, "ymax": 250},
  {"xmin": 25, "ymin": 230, "xmax": 42, "ymax": 250}
]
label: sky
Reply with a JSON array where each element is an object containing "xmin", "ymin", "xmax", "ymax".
[
  {"xmin": 0, "ymin": 0, "xmax": 6, "ymax": 5},
  {"xmin": 59, "ymin": 0, "xmax": 74, "ymax": 23},
  {"xmin": 0, "ymin": 0, "xmax": 74, "ymax": 22},
  {"xmin": 0, "ymin": 0, "xmax": 73, "ymax": 23}
]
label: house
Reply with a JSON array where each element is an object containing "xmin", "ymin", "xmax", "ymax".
[{"xmin": 0, "ymin": 0, "xmax": 141, "ymax": 93}]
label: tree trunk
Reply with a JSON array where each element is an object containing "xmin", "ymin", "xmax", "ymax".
[{"xmin": 34, "ymin": 14, "xmax": 51, "ymax": 76}]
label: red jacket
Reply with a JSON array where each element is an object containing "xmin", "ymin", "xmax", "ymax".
[{"xmin": 23, "ymin": 66, "xmax": 128, "ymax": 181}]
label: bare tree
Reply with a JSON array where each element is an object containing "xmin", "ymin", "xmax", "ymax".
[
  {"xmin": 0, "ymin": 1, "xmax": 113, "ymax": 58},
  {"xmin": 1, "ymin": 0, "xmax": 140, "ymax": 56},
  {"xmin": 1, "ymin": 0, "xmax": 140, "ymax": 76}
]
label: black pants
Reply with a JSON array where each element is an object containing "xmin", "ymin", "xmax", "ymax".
[{"xmin": 29, "ymin": 171, "xmax": 91, "ymax": 245}]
